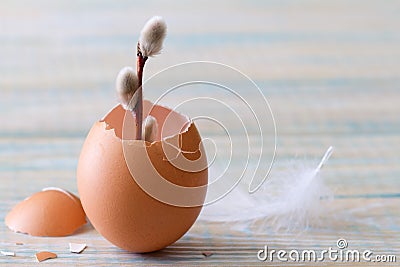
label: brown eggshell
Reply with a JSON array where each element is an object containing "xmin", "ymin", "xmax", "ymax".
[
  {"xmin": 77, "ymin": 100, "xmax": 208, "ymax": 253},
  {"xmin": 5, "ymin": 188, "xmax": 86, "ymax": 237},
  {"xmin": 35, "ymin": 251, "xmax": 57, "ymax": 262}
]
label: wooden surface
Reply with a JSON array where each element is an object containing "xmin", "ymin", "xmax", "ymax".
[{"xmin": 1, "ymin": 0, "xmax": 399, "ymax": 266}]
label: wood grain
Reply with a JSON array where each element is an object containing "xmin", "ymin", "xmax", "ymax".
[{"xmin": 1, "ymin": 0, "xmax": 399, "ymax": 266}]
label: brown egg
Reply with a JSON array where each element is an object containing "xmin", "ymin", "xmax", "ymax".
[
  {"xmin": 77, "ymin": 100, "xmax": 208, "ymax": 253},
  {"xmin": 5, "ymin": 188, "xmax": 86, "ymax": 236}
]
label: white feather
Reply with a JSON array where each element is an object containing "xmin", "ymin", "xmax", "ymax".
[
  {"xmin": 139, "ymin": 16, "xmax": 167, "ymax": 57},
  {"xmin": 199, "ymin": 147, "xmax": 334, "ymax": 232},
  {"xmin": 115, "ymin": 66, "xmax": 138, "ymax": 110}
]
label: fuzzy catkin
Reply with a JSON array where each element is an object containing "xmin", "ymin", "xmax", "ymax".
[
  {"xmin": 139, "ymin": 16, "xmax": 167, "ymax": 57},
  {"xmin": 115, "ymin": 67, "xmax": 138, "ymax": 110}
]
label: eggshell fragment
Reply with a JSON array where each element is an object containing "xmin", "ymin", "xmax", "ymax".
[
  {"xmin": 5, "ymin": 188, "xmax": 86, "ymax": 237},
  {"xmin": 69, "ymin": 243, "xmax": 87, "ymax": 254},
  {"xmin": 77, "ymin": 100, "xmax": 208, "ymax": 253},
  {"xmin": 35, "ymin": 251, "xmax": 57, "ymax": 262},
  {"xmin": 1, "ymin": 251, "xmax": 15, "ymax": 257}
]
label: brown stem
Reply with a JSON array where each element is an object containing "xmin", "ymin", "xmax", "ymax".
[{"xmin": 135, "ymin": 42, "xmax": 148, "ymax": 140}]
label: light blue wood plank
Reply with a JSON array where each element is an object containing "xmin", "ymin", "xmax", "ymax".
[{"xmin": 0, "ymin": 0, "xmax": 399, "ymax": 265}]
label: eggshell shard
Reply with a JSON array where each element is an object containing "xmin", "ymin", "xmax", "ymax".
[
  {"xmin": 77, "ymin": 100, "xmax": 208, "ymax": 253},
  {"xmin": 35, "ymin": 251, "xmax": 57, "ymax": 262},
  {"xmin": 5, "ymin": 188, "xmax": 86, "ymax": 237},
  {"xmin": 69, "ymin": 243, "xmax": 87, "ymax": 254},
  {"xmin": 1, "ymin": 251, "xmax": 16, "ymax": 257}
]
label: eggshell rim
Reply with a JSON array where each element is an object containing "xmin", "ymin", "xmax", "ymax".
[
  {"xmin": 42, "ymin": 187, "xmax": 81, "ymax": 205},
  {"xmin": 100, "ymin": 100, "xmax": 191, "ymax": 147}
]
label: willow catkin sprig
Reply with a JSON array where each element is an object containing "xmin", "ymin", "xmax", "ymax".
[
  {"xmin": 135, "ymin": 16, "xmax": 167, "ymax": 140},
  {"xmin": 115, "ymin": 16, "xmax": 167, "ymax": 140}
]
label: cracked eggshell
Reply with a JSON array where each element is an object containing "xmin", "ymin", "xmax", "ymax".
[
  {"xmin": 77, "ymin": 100, "xmax": 208, "ymax": 253},
  {"xmin": 5, "ymin": 188, "xmax": 87, "ymax": 236}
]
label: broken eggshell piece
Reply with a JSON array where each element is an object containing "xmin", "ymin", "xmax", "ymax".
[
  {"xmin": 77, "ymin": 100, "xmax": 208, "ymax": 253},
  {"xmin": 5, "ymin": 188, "xmax": 86, "ymax": 237},
  {"xmin": 35, "ymin": 251, "xmax": 57, "ymax": 262}
]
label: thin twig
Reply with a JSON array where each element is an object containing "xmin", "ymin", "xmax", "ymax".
[{"xmin": 135, "ymin": 42, "xmax": 148, "ymax": 140}]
